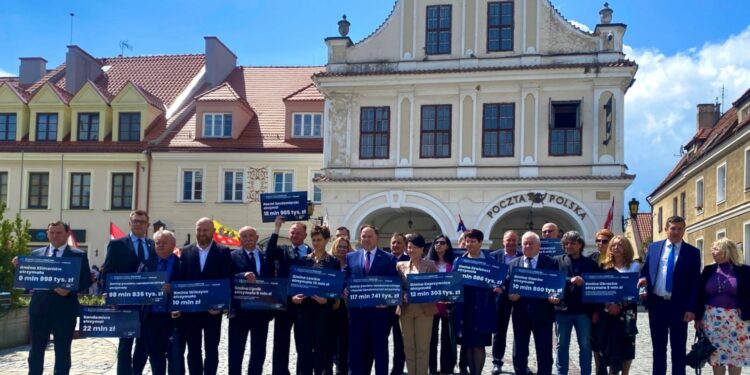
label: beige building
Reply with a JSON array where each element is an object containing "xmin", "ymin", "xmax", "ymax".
[
  {"xmin": 314, "ymin": 0, "xmax": 637, "ymax": 248},
  {"xmin": 648, "ymin": 89, "xmax": 750, "ymax": 265}
]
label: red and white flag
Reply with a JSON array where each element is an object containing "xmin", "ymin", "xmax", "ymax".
[
  {"xmin": 110, "ymin": 222, "xmax": 126, "ymax": 240},
  {"xmin": 603, "ymin": 198, "xmax": 615, "ymax": 230},
  {"xmin": 67, "ymin": 228, "xmax": 79, "ymax": 249},
  {"xmin": 213, "ymin": 231, "xmax": 240, "ymax": 247}
]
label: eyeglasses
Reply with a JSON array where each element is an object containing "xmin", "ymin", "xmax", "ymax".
[
  {"xmin": 130, "ymin": 219, "xmax": 149, "ymax": 225},
  {"xmin": 542, "ymin": 230, "xmax": 555, "ymax": 234},
  {"xmin": 434, "ymin": 240, "xmax": 447, "ymax": 245},
  {"xmin": 595, "ymin": 239, "xmax": 610, "ymax": 244}
]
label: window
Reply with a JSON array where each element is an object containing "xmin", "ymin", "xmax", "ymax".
[
  {"xmin": 657, "ymin": 207, "xmax": 663, "ymax": 233},
  {"xmin": 744, "ymin": 222, "xmax": 750, "ymax": 265},
  {"xmin": 223, "ymin": 170, "xmax": 244, "ymax": 202},
  {"xmin": 77, "ymin": 113, "xmax": 99, "ymax": 141},
  {"xmin": 311, "ymin": 171, "xmax": 324, "ymax": 204},
  {"xmin": 696, "ymin": 237, "xmax": 704, "ymax": 266},
  {"xmin": 745, "ymin": 148, "xmax": 750, "ymax": 191},
  {"xmin": 69, "ymin": 173, "xmax": 91, "ymax": 209},
  {"xmin": 487, "ymin": 2, "xmax": 513, "ymax": 52},
  {"xmin": 672, "ymin": 197, "xmax": 678, "ymax": 217},
  {"xmin": 696, "ymin": 178, "xmax": 704, "ymax": 210},
  {"xmin": 680, "ymin": 192, "xmax": 686, "ymax": 218},
  {"xmin": 0, "ymin": 172, "xmax": 7, "ymax": 204},
  {"xmin": 360, "ymin": 107, "xmax": 390, "ymax": 159},
  {"xmin": 426, "ymin": 5, "xmax": 451, "ymax": 55},
  {"xmin": 420, "ymin": 105, "xmax": 451, "ymax": 158},
  {"xmin": 203, "ymin": 113, "xmax": 232, "ymax": 138},
  {"xmin": 111, "ymin": 173, "xmax": 133, "ymax": 210},
  {"xmin": 482, "ymin": 103, "xmax": 514, "ymax": 157},
  {"xmin": 182, "ymin": 170, "xmax": 203, "ymax": 202},
  {"xmin": 549, "ymin": 102, "xmax": 581, "ymax": 156},
  {"xmin": 36, "ymin": 113, "xmax": 58, "ymax": 141},
  {"xmin": 0, "ymin": 113, "xmax": 16, "ymax": 141},
  {"xmin": 119, "ymin": 112, "xmax": 141, "ymax": 141},
  {"xmin": 716, "ymin": 163, "xmax": 726, "ymax": 203},
  {"xmin": 716, "ymin": 230, "xmax": 726, "ymax": 240},
  {"xmin": 28, "ymin": 172, "xmax": 49, "ymax": 209},
  {"xmin": 292, "ymin": 113, "xmax": 323, "ymax": 138},
  {"xmin": 273, "ymin": 171, "xmax": 293, "ymax": 193}
]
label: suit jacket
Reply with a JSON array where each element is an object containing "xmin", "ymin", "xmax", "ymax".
[
  {"xmin": 396, "ymin": 259, "xmax": 439, "ymax": 316},
  {"xmin": 346, "ymin": 248, "xmax": 398, "ymax": 279},
  {"xmin": 555, "ymin": 253, "xmax": 600, "ymax": 315},
  {"xmin": 505, "ymin": 254, "xmax": 559, "ymax": 323},
  {"xmin": 101, "ymin": 235, "xmax": 156, "ymax": 289},
  {"xmin": 176, "ymin": 242, "xmax": 233, "ymax": 281},
  {"xmin": 265, "ymin": 233, "xmax": 309, "ymax": 278},
  {"xmin": 696, "ymin": 263, "xmax": 750, "ymax": 321},
  {"xmin": 139, "ymin": 254, "xmax": 180, "ymax": 317},
  {"xmin": 640, "ymin": 240, "xmax": 701, "ymax": 314},
  {"xmin": 230, "ymin": 248, "xmax": 275, "ymax": 320},
  {"xmin": 28, "ymin": 245, "xmax": 92, "ymax": 317}
]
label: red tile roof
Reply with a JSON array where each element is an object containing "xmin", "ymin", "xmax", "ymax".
[
  {"xmin": 195, "ymin": 82, "xmax": 242, "ymax": 102},
  {"xmin": 283, "ymin": 83, "xmax": 324, "ymax": 102},
  {"xmin": 633, "ymin": 212, "xmax": 653, "ymax": 244}
]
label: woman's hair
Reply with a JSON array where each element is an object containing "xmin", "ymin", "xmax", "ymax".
[
  {"xmin": 311, "ymin": 225, "xmax": 331, "ymax": 240},
  {"xmin": 426, "ymin": 234, "xmax": 456, "ymax": 264},
  {"xmin": 712, "ymin": 238, "xmax": 742, "ymax": 266},
  {"xmin": 602, "ymin": 235, "xmax": 635, "ymax": 269},
  {"xmin": 595, "ymin": 228, "xmax": 614, "ymax": 241},
  {"xmin": 405, "ymin": 233, "xmax": 426, "ymax": 249},
  {"xmin": 330, "ymin": 236, "xmax": 353, "ymax": 256}
]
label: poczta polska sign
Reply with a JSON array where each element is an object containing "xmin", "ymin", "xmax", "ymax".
[{"xmin": 486, "ymin": 192, "xmax": 587, "ymax": 220}]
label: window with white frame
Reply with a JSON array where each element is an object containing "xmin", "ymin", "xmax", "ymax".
[
  {"xmin": 273, "ymin": 171, "xmax": 293, "ymax": 193},
  {"xmin": 182, "ymin": 170, "xmax": 203, "ymax": 201},
  {"xmin": 716, "ymin": 163, "xmax": 726, "ymax": 203},
  {"xmin": 696, "ymin": 237, "xmax": 704, "ymax": 266},
  {"xmin": 311, "ymin": 171, "xmax": 323, "ymax": 204},
  {"xmin": 745, "ymin": 148, "xmax": 750, "ymax": 191},
  {"xmin": 743, "ymin": 222, "xmax": 750, "ymax": 265},
  {"xmin": 696, "ymin": 178, "xmax": 704, "ymax": 211},
  {"xmin": 111, "ymin": 173, "xmax": 133, "ymax": 210},
  {"xmin": 716, "ymin": 230, "xmax": 726, "ymax": 240},
  {"xmin": 292, "ymin": 113, "xmax": 322, "ymax": 138},
  {"xmin": 0, "ymin": 172, "xmax": 7, "ymax": 204},
  {"xmin": 203, "ymin": 113, "xmax": 233, "ymax": 138},
  {"xmin": 223, "ymin": 170, "xmax": 244, "ymax": 202}
]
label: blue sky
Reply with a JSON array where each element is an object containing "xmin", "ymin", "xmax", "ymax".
[{"xmin": 2, "ymin": 0, "xmax": 750, "ymax": 213}]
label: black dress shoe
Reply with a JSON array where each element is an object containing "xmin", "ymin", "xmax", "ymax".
[{"xmin": 492, "ymin": 364, "xmax": 502, "ymax": 375}]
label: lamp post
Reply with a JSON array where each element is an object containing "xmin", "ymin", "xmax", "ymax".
[{"xmin": 622, "ymin": 198, "xmax": 640, "ymax": 232}]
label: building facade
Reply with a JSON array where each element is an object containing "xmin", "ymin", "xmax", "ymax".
[
  {"xmin": 314, "ymin": 0, "xmax": 637, "ymax": 248},
  {"xmin": 649, "ymin": 90, "xmax": 750, "ymax": 265}
]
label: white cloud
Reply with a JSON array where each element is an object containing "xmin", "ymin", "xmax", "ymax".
[
  {"xmin": 569, "ymin": 20, "xmax": 591, "ymax": 33},
  {"xmin": 0, "ymin": 69, "xmax": 14, "ymax": 77},
  {"xmin": 624, "ymin": 26, "xmax": 750, "ymax": 203}
]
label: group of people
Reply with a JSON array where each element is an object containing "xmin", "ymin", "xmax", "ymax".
[{"xmin": 12, "ymin": 211, "xmax": 750, "ymax": 375}]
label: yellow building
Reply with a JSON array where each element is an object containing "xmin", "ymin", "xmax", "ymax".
[{"xmin": 648, "ymin": 89, "xmax": 750, "ymax": 265}]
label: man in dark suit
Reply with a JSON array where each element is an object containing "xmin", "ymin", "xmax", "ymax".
[
  {"xmin": 346, "ymin": 224, "xmax": 398, "ymax": 375},
  {"xmin": 228, "ymin": 225, "xmax": 274, "ymax": 375},
  {"xmin": 139, "ymin": 229, "xmax": 181, "ymax": 375},
  {"xmin": 174, "ymin": 217, "xmax": 233, "ymax": 375},
  {"xmin": 11, "ymin": 221, "xmax": 92, "ymax": 375},
  {"xmin": 505, "ymin": 231, "xmax": 559, "ymax": 375},
  {"xmin": 266, "ymin": 215, "xmax": 309, "ymax": 375},
  {"xmin": 387, "ymin": 232, "xmax": 408, "ymax": 375},
  {"xmin": 101, "ymin": 209, "xmax": 156, "ymax": 375},
  {"xmin": 489, "ymin": 230, "xmax": 522, "ymax": 375},
  {"xmin": 638, "ymin": 216, "xmax": 701, "ymax": 375}
]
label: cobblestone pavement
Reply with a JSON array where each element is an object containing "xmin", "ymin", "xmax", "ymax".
[{"xmin": 1, "ymin": 313, "xmax": 745, "ymax": 374}]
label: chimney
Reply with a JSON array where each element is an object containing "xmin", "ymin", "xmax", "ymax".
[
  {"xmin": 696, "ymin": 103, "xmax": 720, "ymax": 130},
  {"xmin": 204, "ymin": 37, "xmax": 237, "ymax": 88},
  {"xmin": 18, "ymin": 57, "xmax": 47, "ymax": 85},
  {"xmin": 65, "ymin": 45, "xmax": 103, "ymax": 94}
]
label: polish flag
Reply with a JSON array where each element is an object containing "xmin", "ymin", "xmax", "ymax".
[
  {"xmin": 67, "ymin": 228, "xmax": 80, "ymax": 249},
  {"xmin": 110, "ymin": 222, "xmax": 126, "ymax": 240},
  {"xmin": 603, "ymin": 198, "xmax": 615, "ymax": 230}
]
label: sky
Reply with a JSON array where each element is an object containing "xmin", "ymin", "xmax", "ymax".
[{"xmin": 2, "ymin": 0, "xmax": 750, "ymax": 213}]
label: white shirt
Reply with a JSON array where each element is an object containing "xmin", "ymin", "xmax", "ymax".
[
  {"xmin": 293, "ymin": 244, "xmax": 309, "ymax": 257},
  {"xmin": 198, "ymin": 242, "xmax": 212, "ymax": 272},
  {"xmin": 654, "ymin": 240, "xmax": 681, "ymax": 297},
  {"xmin": 362, "ymin": 248, "xmax": 377, "ymax": 271},
  {"xmin": 129, "ymin": 233, "xmax": 149, "ymax": 261},
  {"xmin": 523, "ymin": 254, "xmax": 540, "ymax": 269},
  {"xmin": 244, "ymin": 248, "xmax": 262, "ymax": 274},
  {"xmin": 46, "ymin": 244, "xmax": 65, "ymax": 257}
]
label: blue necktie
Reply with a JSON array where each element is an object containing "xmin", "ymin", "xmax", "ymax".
[{"xmin": 665, "ymin": 243, "xmax": 675, "ymax": 294}]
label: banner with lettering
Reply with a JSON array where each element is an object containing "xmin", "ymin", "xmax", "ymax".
[{"xmin": 14, "ymin": 256, "xmax": 81, "ymax": 290}]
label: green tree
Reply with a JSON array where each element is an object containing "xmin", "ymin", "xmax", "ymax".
[{"xmin": 0, "ymin": 201, "xmax": 31, "ymax": 305}]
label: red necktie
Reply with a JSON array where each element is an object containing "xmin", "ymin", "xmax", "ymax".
[{"xmin": 364, "ymin": 251, "xmax": 371, "ymax": 275}]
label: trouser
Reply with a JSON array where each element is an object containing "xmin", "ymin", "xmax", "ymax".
[
  {"xmin": 118, "ymin": 336, "xmax": 148, "ymax": 375},
  {"xmin": 555, "ymin": 313, "xmax": 592, "ymax": 375},
  {"xmin": 228, "ymin": 313, "xmax": 269, "ymax": 375},
  {"xmin": 181, "ymin": 312, "xmax": 222, "ymax": 375},
  {"xmin": 327, "ymin": 304, "xmax": 349, "ymax": 375},
  {"xmin": 296, "ymin": 304, "xmax": 331, "ymax": 375},
  {"xmin": 649, "ymin": 296, "xmax": 689, "ymax": 375},
  {"xmin": 141, "ymin": 313, "xmax": 175, "ymax": 375},
  {"xmin": 492, "ymin": 300, "xmax": 513, "ymax": 366},
  {"xmin": 512, "ymin": 308, "xmax": 553, "ymax": 375},
  {"xmin": 272, "ymin": 307, "xmax": 300, "ymax": 375},
  {"xmin": 429, "ymin": 314, "xmax": 456, "ymax": 374},
  {"xmin": 389, "ymin": 312, "xmax": 406, "ymax": 375},
  {"xmin": 28, "ymin": 313, "xmax": 76, "ymax": 375},
  {"xmin": 348, "ymin": 308, "xmax": 390, "ymax": 375},
  {"xmin": 400, "ymin": 311, "xmax": 433, "ymax": 375}
]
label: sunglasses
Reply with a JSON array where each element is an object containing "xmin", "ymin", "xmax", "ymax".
[
  {"xmin": 595, "ymin": 239, "xmax": 610, "ymax": 244},
  {"xmin": 434, "ymin": 240, "xmax": 447, "ymax": 245}
]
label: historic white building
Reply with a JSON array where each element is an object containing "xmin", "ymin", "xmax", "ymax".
[{"xmin": 314, "ymin": 0, "xmax": 637, "ymax": 247}]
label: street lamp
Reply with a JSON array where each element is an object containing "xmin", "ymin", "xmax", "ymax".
[
  {"xmin": 153, "ymin": 220, "xmax": 166, "ymax": 233},
  {"xmin": 628, "ymin": 198, "xmax": 640, "ymax": 218}
]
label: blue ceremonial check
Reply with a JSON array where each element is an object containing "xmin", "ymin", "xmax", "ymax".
[
  {"xmin": 509, "ymin": 268, "xmax": 566, "ymax": 299},
  {"xmin": 346, "ymin": 276, "xmax": 402, "ymax": 308},
  {"xmin": 407, "ymin": 273, "xmax": 463, "ymax": 304},
  {"xmin": 539, "ymin": 239, "xmax": 563, "ymax": 256},
  {"xmin": 453, "ymin": 257, "xmax": 508, "ymax": 288},
  {"xmin": 79, "ymin": 307, "xmax": 140, "ymax": 338},
  {"xmin": 233, "ymin": 276, "xmax": 289, "ymax": 310},
  {"xmin": 105, "ymin": 272, "xmax": 167, "ymax": 305},
  {"xmin": 288, "ymin": 266, "xmax": 345, "ymax": 299},
  {"xmin": 260, "ymin": 191, "xmax": 309, "ymax": 223},
  {"xmin": 170, "ymin": 279, "xmax": 231, "ymax": 312},
  {"xmin": 582, "ymin": 272, "xmax": 639, "ymax": 303},
  {"xmin": 13, "ymin": 256, "xmax": 82, "ymax": 290}
]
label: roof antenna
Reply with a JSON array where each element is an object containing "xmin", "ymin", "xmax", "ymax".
[
  {"xmin": 119, "ymin": 40, "xmax": 133, "ymax": 57},
  {"xmin": 69, "ymin": 13, "xmax": 75, "ymax": 45}
]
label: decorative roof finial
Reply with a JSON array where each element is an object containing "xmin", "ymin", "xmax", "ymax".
[
  {"xmin": 599, "ymin": 2, "xmax": 613, "ymax": 24},
  {"xmin": 338, "ymin": 14, "xmax": 350, "ymax": 38}
]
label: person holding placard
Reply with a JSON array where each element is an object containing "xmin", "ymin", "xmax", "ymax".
[
  {"xmin": 328, "ymin": 236, "xmax": 354, "ymax": 375},
  {"xmin": 596, "ymin": 235, "xmax": 640, "ymax": 375},
  {"xmin": 426, "ymin": 234, "xmax": 457, "ymax": 375},
  {"xmin": 489, "ymin": 230, "xmax": 522, "ymax": 374},
  {"xmin": 506, "ymin": 231, "xmax": 559, "ymax": 375},
  {"xmin": 12, "ymin": 221, "xmax": 92, "ymax": 375},
  {"xmin": 591, "ymin": 228, "xmax": 614, "ymax": 375},
  {"xmin": 396, "ymin": 233, "xmax": 438, "ymax": 375},
  {"xmin": 541, "ymin": 223, "xmax": 560, "ymax": 239},
  {"xmin": 388, "ymin": 232, "xmax": 408, "ymax": 375},
  {"xmin": 555, "ymin": 231, "xmax": 600, "ymax": 375},
  {"xmin": 293, "ymin": 225, "xmax": 340, "ymax": 375},
  {"xmin": 228, "ymin": 225, "xmax": 274, "ymax": 375},
  {"xmin": 174, "ymin": 217, "xmax": 233, "ymax": 375}
]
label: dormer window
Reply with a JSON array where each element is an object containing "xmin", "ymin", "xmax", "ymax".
[
  {"xmin": 203, "ymin": 113, "xmax": 233, "ymax": 138},
  {"xmin": 119, "ymin": 112, "xmax": 141, "ymax": 142},
  {"xmin": 36, "ymin": 113, "xmax": 58, "ymax": 141},
  {"xmin": 78, "ymin": 113, "xmax": 100, "ymax": 141},
  {"xmin": 292, "ymin": 113, "xmax": 322, "ymax": 138},
  {"xmin": 426, "ymin": 5, "xmax": 452, "ymax": 55},
  {"xmin": 0, "ymin": 114, "xmax": 16, "ymax": 141}
]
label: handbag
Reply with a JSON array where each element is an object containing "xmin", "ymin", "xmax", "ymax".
[{"xmin": 685, "ymin": 330, "xmax": 716, "ymax": 374}]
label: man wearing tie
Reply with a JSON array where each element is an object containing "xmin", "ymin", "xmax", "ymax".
[
  {"xmin": 228, "ymin": 225, "xmax": 274, "ymax": 375},
  {"xmin": 346, "ymin": 224, "xmax": 398, "ymax": 375},
  {"xmin": 266, "ymin": 215, "xmax": 309, "ymax": 375},
  {"xmin": 505, "ymin": 231, "xmax": 559, "ymax": 375},
  {"xmin": 638, "ymin": 216, "xmax": 701, "ymax": 375},
  {"xmin": 489, "ymin": 230, "xmax": 522, "ymax": 374},
  {"xmin": 175, "ymin": 217, "xmax": 233, "ymax": 375},
  {"xmin": 12, "ymin": 221, "xmax": 91, "ymax": 375},
  {"xmin": 101, "ymin": 210, "xmax": 155, "ymax": 375}
]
